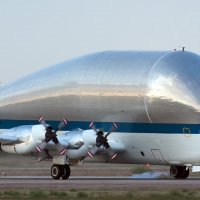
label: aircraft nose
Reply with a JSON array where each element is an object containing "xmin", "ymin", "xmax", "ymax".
[{"xmin": 145, "ymin": 51, "xmax": 200, "ymax": 123}]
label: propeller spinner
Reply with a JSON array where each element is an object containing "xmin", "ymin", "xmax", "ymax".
[
  {"xmin": 36, "ymin": 116, "xmax": 67, "ymax": 154},
  {"xmin": 88, "ymin": 122, "xmax": 118, "ymax": 159}
]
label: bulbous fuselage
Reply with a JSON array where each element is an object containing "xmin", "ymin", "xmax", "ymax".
[{"xmin": 0, "ymin": 50, "xmax": 200, "ymax": 128}]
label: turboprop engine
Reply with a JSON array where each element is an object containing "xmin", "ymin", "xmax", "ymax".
[
  {"xmin": 65, "ymin": 123, "xmax": 125, "ymax": 160},
  {"xmin": 0, "ymin": 122, "xmax": 66, "ymax": 156},
  {"xmin": 0, "ymin": 124, "xmax": 46, "ymax": 155},
  {"xmin": 0, "ymin": 120, "xmax": 125, "ymax": 162},
  {"xmin": 36, "ymin": 116, "xmax": 68, "ymax": 155}
]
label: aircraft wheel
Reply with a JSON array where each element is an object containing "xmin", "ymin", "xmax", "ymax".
[
  {"xmin": 61, "ymin": 164, "xmax": 71, "ymax": 180},
  {"xmin": 51, "ymin": 164, "xmax": 61, "ymax": 179},
  {"xmin": 180, "ymin": 167, "xmax": 189, "ymax": 179},
  {"xmin": 170, "ymin": 166, "xmax": 183, "ymax": 179}
]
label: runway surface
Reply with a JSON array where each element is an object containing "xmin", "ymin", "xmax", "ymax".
[{"xmin": 0, "ymin": 176, "xmax": 200, "ymax": 189}]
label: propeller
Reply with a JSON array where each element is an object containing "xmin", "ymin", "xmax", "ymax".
[
  {"xmin": 88, "ymin": 122, "xmax": 118, "ymax": 159},
  {"xmin": 36, "ymin": 116, "xmax": 67, "ymax": 154}
]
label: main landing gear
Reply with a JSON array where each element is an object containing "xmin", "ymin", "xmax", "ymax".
[
  {"xmin": 170, "ymin": 166, "xmax": 189, "ymax": 179},
  {"xmin": 51, "ymin": 164, "xmax": 71, "ymax": 180}
]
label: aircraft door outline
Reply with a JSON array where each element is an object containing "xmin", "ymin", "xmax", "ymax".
[{"xmin": 151, "ymin": 149, "xmax": 168, "ymax": 164}]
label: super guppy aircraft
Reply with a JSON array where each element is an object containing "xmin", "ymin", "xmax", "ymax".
[{"xmin": 0, "ymin": 49, "xmax": 200, "ymax": 179}]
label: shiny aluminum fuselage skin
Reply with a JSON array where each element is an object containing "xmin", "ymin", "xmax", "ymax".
[
  {"xmin": 1, "ymin": 50, "xmax": 200, "ymax": 165},
  {"xmin": 1, "ymin": 50, "xmax": 200, "ymax": 123}
]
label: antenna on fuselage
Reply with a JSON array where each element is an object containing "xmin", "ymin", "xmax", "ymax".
[{"xmin": 178, "ymin": 46, "xmax": 185, "ymax": 51}]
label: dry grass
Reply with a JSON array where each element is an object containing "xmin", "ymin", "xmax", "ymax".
[{"xmin": 0, "ymin": 187, "xmax": 199, "ymax": 200}]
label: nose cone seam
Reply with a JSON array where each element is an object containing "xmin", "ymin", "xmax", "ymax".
[{"xmin": 144, "ymin": 51, "xmax": 173, "ymax": 123}]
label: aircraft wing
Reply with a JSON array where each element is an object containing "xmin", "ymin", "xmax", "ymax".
[{"xmin": 0, "ymin": 135, "xmax": 18, "ymax": 144}]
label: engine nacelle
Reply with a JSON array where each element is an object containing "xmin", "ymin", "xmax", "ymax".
[
  {"xmin": 63, "ymin": 129, "xmax": 95, "ymax": 159},
  {"xmin": 31, "ymin": 124, "xmax": 46, "ymax": 143},
  {"xmin": 1, "ymin": 124, "xmax": 45, "ymax": 155},
  {"xmin": 82, "ymin": 130, "xmax": 97, "ymax": 148},
  {"xmin": 65, "ymin": 129, "xmax": 125, "ymax": 159}
]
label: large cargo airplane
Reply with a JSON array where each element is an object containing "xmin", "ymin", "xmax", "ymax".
[{"xmin": 0, "ymin": 49, "xmax": 200, "ymax": 180}]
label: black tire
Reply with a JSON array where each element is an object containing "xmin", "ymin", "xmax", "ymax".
[
  {"xmin": 51, "ymin": 164, "xmax": 61, "ymax": 179},
  {"xmin": 170, "ymin": 166, "xmax": 182, "ymax": 179},
  {"xmin": 180, "ymin": 167, "xmax": 189, "ymax": 179},
  {"xmin": 61, "ymin": 164, "xmax": 71, "ymax": 180}
]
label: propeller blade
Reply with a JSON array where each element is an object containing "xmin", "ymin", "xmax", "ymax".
[
  {"xmin": 36, "ymin": 141, "xmax": 47, "ymax": 152},
  {"xmin": 54, "ymin": 118, "xmax": 67, "ymax": 134},
  {"xmin": 89, "ymin": 121, "xmax": 97, "ymax": 133},
  {"xmin": 106, "ymin": 147, "xmax": 117, "ymax": 159},
  {"xmin": 57, "ymin": 118, "xmax": 68, "ymax": 130},
  {"xmin": 56, "ymin": 144, "xmax": 67, "ymax": 155},
  {"xmin": 88, "ymin": 146, "xmax": 99, "ymax": 157},
  {"xmin": 59, "ymin": 148, "xmax": 66, "ymax": 155},
  {"xmin": 105, "ymin": 123, "xmax": 118, "ymax": 138},
  {"xmin": 38, "ymin": 116, "xmax": 47, "ymax": 127}
]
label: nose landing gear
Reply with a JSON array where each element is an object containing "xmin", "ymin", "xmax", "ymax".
[
  {"xmin": 170, "ymin": 166, "xmax": 189, "ymax": 179},
  {"xmin": 51, "ymin": 164, "xmax": 71, "ymax": 180}
]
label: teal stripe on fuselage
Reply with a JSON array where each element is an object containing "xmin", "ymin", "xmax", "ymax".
[{"xmin": 0, "ymin": 119, "xmax": 200, "ymax": 134}]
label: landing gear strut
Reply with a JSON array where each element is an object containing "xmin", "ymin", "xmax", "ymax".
[
  {"xmin": 170, "ymin": 166, "xmax": 189, "ymax": 179},
  {"xmin": 51, "ymin": 164, "xmax": 71, "ymax": 180}
]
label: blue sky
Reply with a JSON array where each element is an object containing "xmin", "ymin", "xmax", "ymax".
[{"xmin": 1, "ymin": 0, "xmax": 200, "ymax": 83}]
